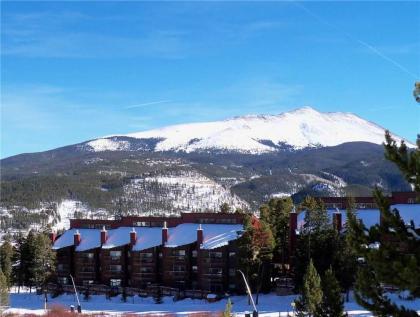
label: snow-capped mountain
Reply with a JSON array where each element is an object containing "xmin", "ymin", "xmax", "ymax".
[{"xmin": 86, "ymin": 107, "xmax": 412, "ymax": 154}]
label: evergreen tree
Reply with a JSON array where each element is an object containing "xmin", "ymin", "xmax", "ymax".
[
  {"xmin": 0, "ymin": 239, "xmax": 14, "ymax": 288},
  {"xmin": 223, "ymin": 298, "xmax": 232, "ymax": 317},
  {"xmin": 320, "ymin": 267, "xmax": 344, "ymax": 317},
  {"xmin": 0, "ymin": 268, "xmax": 9, "ymax": 310},
  {"xmin": 294, "ymin": 197, "xmax": 344, "ymax": 290},
  {"xmin": 220, "ymin": 203, "xmax": 231, "ymax": 214},
  {"xmin": 20, "ymin": 231, "xmax": 36, "ymax": 289},
  {"xmin": 237, "ymin": 214, "xmax": 275, "ymax": 295},
  {"xmin": 294, "ymin": 259, "xmax": 323, "ymax": 317},
  {"xmin": 347, "ymin": 132, "xmax": 420, "ymax": 316},
  {"xmin": 259, "ymin": 197, "xmax": 293, "ymax": 273},
  {"xmin": 301, "ymin": 196, "xmax": 329, "ymax": 233},
  {"xmin": 31, "ymin": 233, "xmax": 56, "ymax": 290}
]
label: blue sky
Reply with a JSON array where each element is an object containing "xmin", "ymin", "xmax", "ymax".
[{"xmin": 1, "ymin": 1, "xmax": 419, "ymax": 158}]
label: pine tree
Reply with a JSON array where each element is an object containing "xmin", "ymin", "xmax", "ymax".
[
  {"xmin": 347, "ymin": 132, "xmax": 420, "ymax": 316},
  {"xmin": 31, "ymin": 233, "xmax": 56, "ymax": 290},
  {"xmin": 220, "ymin": 203, "xmax": 231, "ymax": 214},
  {"xmin": 20, "ymin": 231, "xmax": 36, "ymax": 290},
  {"xmin": 237, "ymin": 214, "xmax": 275, "ymax": 296},
  {"xmin": 0, "ymin": 239, "xmax": 14, "ymax": 288},
  {"xmin": 294, "ymin": 196, "xmax": 343, "ymax": 290},
  {"xmin": 223, "ymin": 298, "xmax": 232, "ymax": 317},
  {"xmin": 0, "ymin": 268, "xmax": 9, "ymax": 310},
  {"xmin": 320, "ymin": 267, "xmax": 344, "ymax": 317},
  {"xmin": 259, "ymin": 197, "xmax": 293, "ymax": 272},
  {"xmin": 301, "ymin": 196, "xmax": 329, "ymax": 233},
  {"xmin": 294, "ymin": 259, "xmax": 323, "ymax": 317}
]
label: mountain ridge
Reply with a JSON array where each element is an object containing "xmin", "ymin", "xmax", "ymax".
[{"xmin": 82, "ymin": 106, "xmax": 413, "ymax": 154}]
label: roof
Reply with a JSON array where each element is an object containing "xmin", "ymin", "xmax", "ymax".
[
  {"xmin": 52, "ymin": 228, "xmax": 101, "ymax": 252},
  {"xmin": 165, "ymin": 223, "xmax": 243, "ymax": 249},
  {"xmin": 101, "ymin": 226, "xmax": 163, "ymax": 251},
  {"xmin": 297, "ymin": 204, "xmax": 420, "ymax": 229},
  {"xmin": 53, "ymin": 223, "xmax": 244, "ymax": 251}
]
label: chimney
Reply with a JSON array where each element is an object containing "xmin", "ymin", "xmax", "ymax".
[
  {"xmin": 49, "ymin": 231, "xmax": 57, "ymax": 244},
  {"xmin": 289, "ymin": 211, "xmax": 298, "ymax": 256},
  {"xmin": 162, "ymin": 221, "xmax": 168, "ymax": 245},
  {"xmin": 197, "ymin": 224, "xmax": 203, "ymax": 247},
  {"xmin": 130, "ymin": 228, "xmax": 137, "ymax": 246},
  {"xmin": 333, "ymin": 211, "xmax": 342, "ymax": 232},
  {"xmin": 74, "ymin": 230, "xmax": 81, "ymax": 246},
  {"xmin": 101, "ymin": 226, "xmax": 108, "ymax": 245}
]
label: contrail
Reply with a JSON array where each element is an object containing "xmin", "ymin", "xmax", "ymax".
[
  {"xmin": 125, "ymin": 100, "xmax": 171, "ymax": 109},
  {"xmin": 293, "ymin": 1, "xmax": 419, "ymax": 79}
]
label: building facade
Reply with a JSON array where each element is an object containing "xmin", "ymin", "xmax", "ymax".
[{"xmin": 52, "ymin": 213, "xmax": 244, "ymax": 294}]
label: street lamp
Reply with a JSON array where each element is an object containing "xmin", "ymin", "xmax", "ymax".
[
  {"xmin": 69, "ymin": 275, "xmax": 82, "ymax": 313},
  {"xmin": 237, "ymin": 270, "xmax": 258, "ymax": 317}
]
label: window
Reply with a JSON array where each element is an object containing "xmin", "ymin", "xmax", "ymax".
[
  {"xmin": 80, "ymin": 253, "xmax": 94, "ymax": 259},
  {"xmin": 229, "ymin": 252, "xmax": 236, "ymax": 257},
  {"xmin": 209, "ymin": 268, "xmax": 222, "ymax": 275},
  {"xmin": 133, "ymin": 221, "xmax": 150, "ymax": 227},
  {"xmin": 229, "ymin": 269, "xmax": 235, "ymax": 277},
  {"xmin": 58, "ymin": 277, "xmax": 68, "ymax": 285},
  {"xmin": 140, "ymin": 267, "xmax": 152, "ymax": 273},
  {"xmin": 110, "ymin": 265, "xmax": 122, "ymax": 272},
  {"xmin": 192, "ymin": 265, "xmax": 198, "ymax": 272},
  {"xmin": 173, "ymin": 249, "xmax": 185, "ymax": 256},
  {"xmin": 110, "ymin": 279, "xmax": 121, "ymax": 287},
  {"xmin": 110, "ymin": 250, "xmax": 122, "ymax": 257},
  {"xmin": 83, "ymin": 280, "xmax": 94, "ymax": 286},
  {"xmin": 173, "ymin": 265, "xmax": 185, "ymax": 272},
  {"xmin": 140, "ymin": 253, "xmax": 153, "ymax": 258},
  {"xmin": 57, "ymin": 264, "xmax": 64, "ymax": 271},
  {"xmin": 110, "ymin": 250, "xmax": 122, "ymax": 261},
  {"xmin": 192, "ymin": 250, "xmax": 197, "ymax": 258},
  {"xmin": 209, "ymin": 252, "xmax": 222, "ymax": 258},
  {"xmin": 80, "ymin": 266, "xmax": 94, "ymax": 273},
  {"xmin": 229, "ymin": 283, "xmax": 236, "ymax": 289}
]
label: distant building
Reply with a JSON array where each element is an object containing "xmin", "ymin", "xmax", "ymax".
[{"xmin": 319, "ymin": 191, "xmax": 418, "ymax": 209}]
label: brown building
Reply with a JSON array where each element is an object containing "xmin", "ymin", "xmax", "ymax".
[
  {"xmin": 319, "ymin": 191, "xmax": 418, "ymax": 209},
  {"xmin": 52, "ymin": 213, "xmax": 244, "ymax": 294}
]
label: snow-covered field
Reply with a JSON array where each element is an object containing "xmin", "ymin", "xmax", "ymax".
[{"xmin": 5, "ymin": 291, "xmax": 420, "ymax": 316}]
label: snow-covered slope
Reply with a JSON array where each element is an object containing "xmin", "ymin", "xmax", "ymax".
[{"xmin": 86, "ymin": 107, "xmax": 412, "ymax": 154}]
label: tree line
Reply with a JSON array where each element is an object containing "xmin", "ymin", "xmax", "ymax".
[{"xmin": 0, "ymin": 230, "xmax": 56, "ymax": 308}]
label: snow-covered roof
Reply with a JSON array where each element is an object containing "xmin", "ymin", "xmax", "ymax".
[
  {"xmin": 53, "ymin": 223, "xmax": 244, "ymax": 251},
  {"xmin": 102, "ymin": 227, "xmax": 134, "ymax": 250},
  {"xmin": 132, "ymin": 227, "xmax": 163, "ymax": 251},
  {"xmin": 53, "ymin": 229, "xmax": 101, "ymax": 252},
  {"xmin": 165, "ymin": 223, "xmax": 243, "ymax": 249},
  {"xmin": 101, "ymin": 227, "xmax": 163, "ymax": 251},
  {"xmin": 297, "ymin": 204, "xmax": 420, "ymax": 229}
]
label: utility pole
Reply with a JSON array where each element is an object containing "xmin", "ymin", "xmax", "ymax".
[
  {"xmin": 237, "ymin": 270, "xmax": 258, "ymax": 317},
  {"xmin": 70, "ymin": 275, "xmax": 82, "ymax": 313}
]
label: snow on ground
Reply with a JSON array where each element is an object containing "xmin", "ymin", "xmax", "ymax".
[
  {"xmin": 86, "ymin": 138, "xmax": 130, "ymax": 152},
  {"xmin": 5, "ymin": 291, "xmax": 420, "ymax": 316},
  {"xmin": 53, "ymin": 200, "xmax": 88, "ymax": 231}
]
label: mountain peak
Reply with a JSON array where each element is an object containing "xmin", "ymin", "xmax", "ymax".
[{"xmin": 86, "ymin": 107, "xmax": 413, "ymax": 154}]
